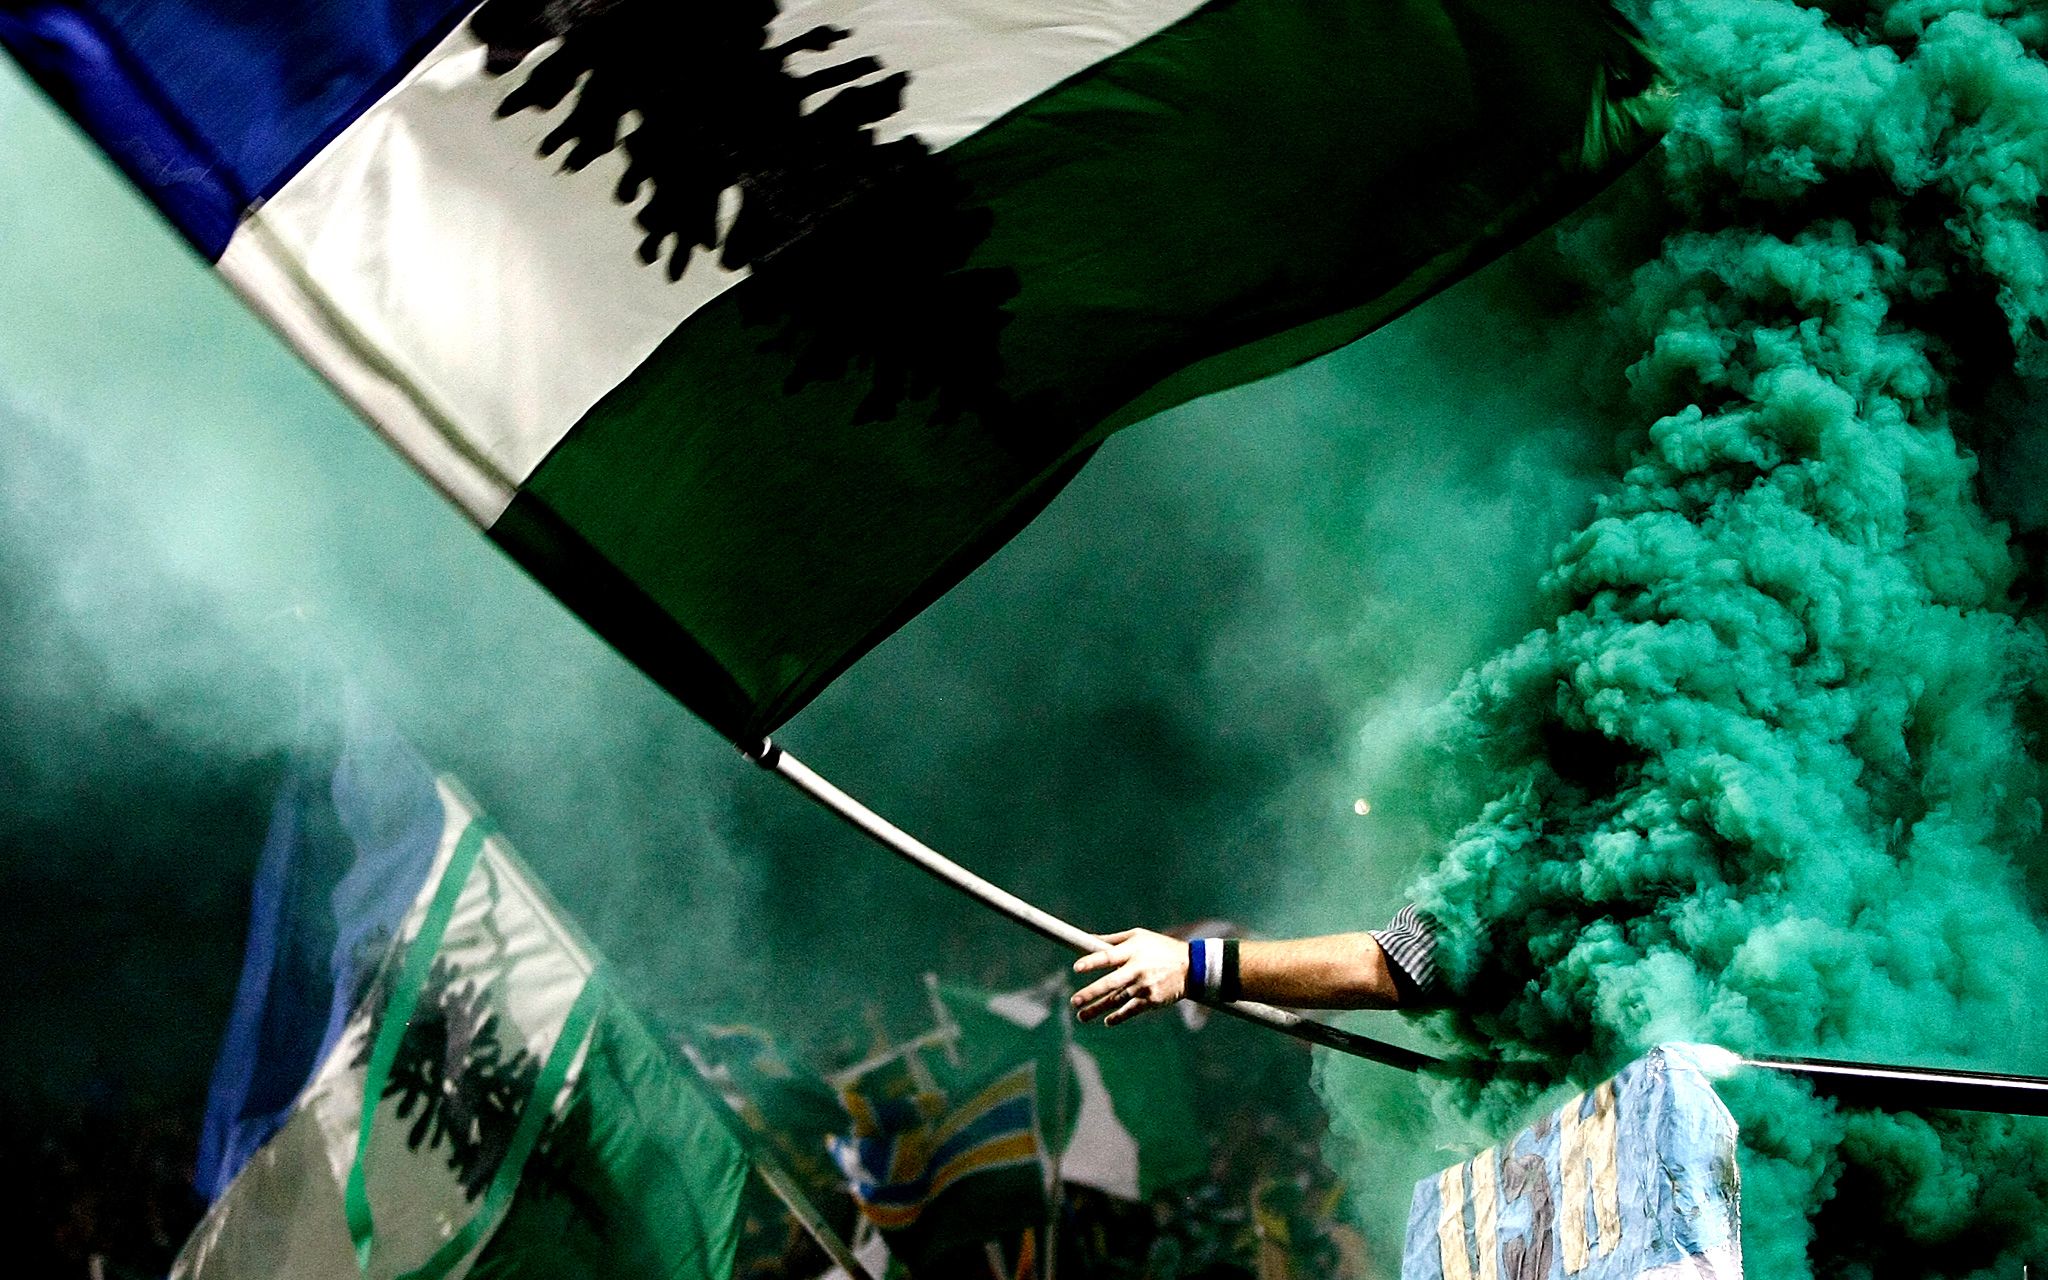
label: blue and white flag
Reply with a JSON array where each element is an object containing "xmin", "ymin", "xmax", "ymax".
[
  {"xmin": 1403, "ymin": 1044, "xmax": 1742, "ymax": 1280},
  {"xmin": 196, "ymin": 723, "xmax": 446, "ymax": 1201}
]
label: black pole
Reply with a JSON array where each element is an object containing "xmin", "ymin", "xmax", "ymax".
[{"xmin": 1745, "ymin": 1054, "xmax": 2048, "ymax": 1117}]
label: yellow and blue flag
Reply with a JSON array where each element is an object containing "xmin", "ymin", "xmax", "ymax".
[{"xmin": 831, "ymin": 1061, "xmax": 1046, "ymax": 1273}]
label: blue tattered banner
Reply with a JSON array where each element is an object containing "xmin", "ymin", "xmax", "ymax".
[{"xmin": 1403, "ymin": 1044, "xmax": 1741, "ymax": 1280}]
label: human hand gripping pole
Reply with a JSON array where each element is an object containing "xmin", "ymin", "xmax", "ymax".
[
  {"xmin": 1072, "ymin": 928, "xmax": 1194, "ymax": 1026},
  {"xmin": 743, "ymin": 737, "xmax": 1445, "ymax": 1075}
]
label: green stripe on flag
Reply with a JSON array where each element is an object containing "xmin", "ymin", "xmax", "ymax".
[
  {"xmin": 347, "ymin": 817, "xmax": 494, "ymax": 1271},
  {"xmin": 464, "ymin": 999, "xmax": 751, "ymax": 1280},
  {"xmin": 495, "ymin": 0, "xmax": 1662, "ymax": 739},
  {"xmin": 394, "ymin": 975, "xmax": 606, "ymax": 1280}
]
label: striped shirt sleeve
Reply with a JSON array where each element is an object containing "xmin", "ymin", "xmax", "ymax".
[{"xmin": 1369, "ymin": 904, "xmax": 1441, "ymax": 1005}]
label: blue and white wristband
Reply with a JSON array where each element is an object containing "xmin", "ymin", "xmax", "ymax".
[
  {"xmin": 1186, "ymin": 937, "xmax": 1240, "ymax": 1002},
  {"xmin": 1187, "ymin": 938, "xmax": 1221, "ymax": 1000}
]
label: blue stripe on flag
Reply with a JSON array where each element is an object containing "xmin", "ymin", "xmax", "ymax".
[
  {"xmin": 0, "ymin": 0, "xmax": 476, "ymax": 256},
  {"xmin": 0, "ymin": 4, "xmax": 244, "ymax": 251},
  {"xmin": 194, "ymin": 718, "xmax": 445, "ymax": 1200}
]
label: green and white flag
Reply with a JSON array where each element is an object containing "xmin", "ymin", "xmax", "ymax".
[
  {"xmin": 937, "ymin": 978, "xmax": 1206, "ymax": 1202},
  {"xmin": 175, "ymin": 779, "xmax": 749, "ymax": 1280},
  {"xmin": 5, "ymin": 0, "xmax": 1665, "ymax": 741}
]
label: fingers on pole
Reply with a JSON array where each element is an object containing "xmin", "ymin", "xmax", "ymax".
[
  {"xmin": 1073, "ymin": 962, "xmax": 1144, "ymax": 1021},
  {"xmin": 1073, "ymin": 944, "xmax": 1130, "ymax": 978}
]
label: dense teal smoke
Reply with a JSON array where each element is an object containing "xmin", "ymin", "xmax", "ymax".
[{"xmin": 1320, "ymin": 2, "xmax": 2048, "ymax": 1274}]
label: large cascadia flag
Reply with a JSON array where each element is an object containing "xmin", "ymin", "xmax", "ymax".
[{"xmin": 0, "ymin": 0, "xmax": 1665, "ymax": 738}]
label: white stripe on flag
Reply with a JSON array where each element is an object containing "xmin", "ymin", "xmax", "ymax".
[
  {"xmin": 1057, "ymin": 1043, "xmax": 1140, "ymax": 1201},
  {"xmin": 220, "ymin": 19, "xmax": 744, "ymax": 522},
  {"xmin": 219, "ymin": 0, "xmax": 1206, "ymax": 522},
  {"xmin": 772, "ymin": 0, "xmax": 1203, "ymax": 150}
]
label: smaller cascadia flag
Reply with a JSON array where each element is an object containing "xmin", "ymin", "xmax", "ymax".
[
  {"xmin": 0, "ymin": 0, "xmax": 1667, "ymax": 741},
  {"xmin": 831, "ymin": 1062, "xmax": 1047, "ymax": 1275},
  {"xmin": 195, "ymin": 719, "xmax": 446, "ymax": 1203},
  {"xmin": 177, "ymin": 747, "xmax": 749, "ymax": 1280},
  {"xmin": 1402, "ymin": 1044, "xmax": 1742, "ymax": 1280}
]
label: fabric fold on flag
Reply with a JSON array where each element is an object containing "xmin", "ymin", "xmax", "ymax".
[{"xmin": 1401, "ymin": 1044, "xmax": 1742, "ymax": 1280}]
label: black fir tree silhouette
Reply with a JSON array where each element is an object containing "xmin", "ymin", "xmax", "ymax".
[
  {"xmin": 469, "ymin": 0, "xmax": 1016, "ymax": 424},
  {"xmin": 351, "ymin": 948, "xmax": 607, "ymax": 1227},
  {"xmin": 353, "ymin": 956, "xmax": 539, "ymax": 1199}
]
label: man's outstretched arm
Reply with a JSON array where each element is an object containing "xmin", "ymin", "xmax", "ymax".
[{"xmin": 1070, "ymin": 911, "xmax": 1435, "ymax": 1026}]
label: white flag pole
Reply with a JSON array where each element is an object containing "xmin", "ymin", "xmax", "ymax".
[
  {"xmin": 744, "ymin": 738, "xmax": 1445, "ymax": 1075},
  {"xmin": 741, "ymin": 740, "xmax": 2048, "ymax": 1115}
]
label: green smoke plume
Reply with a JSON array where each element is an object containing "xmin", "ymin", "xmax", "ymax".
[{"xmin": 1316, "ymin": 2, "xmax": 2048, "ymax": 1275}]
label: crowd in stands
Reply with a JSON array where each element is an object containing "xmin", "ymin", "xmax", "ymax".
[
  {"xmin": 5, "ymin": 1100, "xmax": 204, "ymax": 1280},
  {"xmin": 13, "ymin": 959, "xmax": 1376, "ymax": 1280},
  {"xmin": 725, "ymin": 959, "xmax": 1374, "ymax": 1280}
]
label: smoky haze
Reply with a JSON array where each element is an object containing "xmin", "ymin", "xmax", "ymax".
[
  {"xmin": 7, "ymin": 2, "xmax": 2048, "ymax": 1276},
  {"xmin": 0, "ymin": 29, "xmax": 1614, "ymax": 1256}
]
